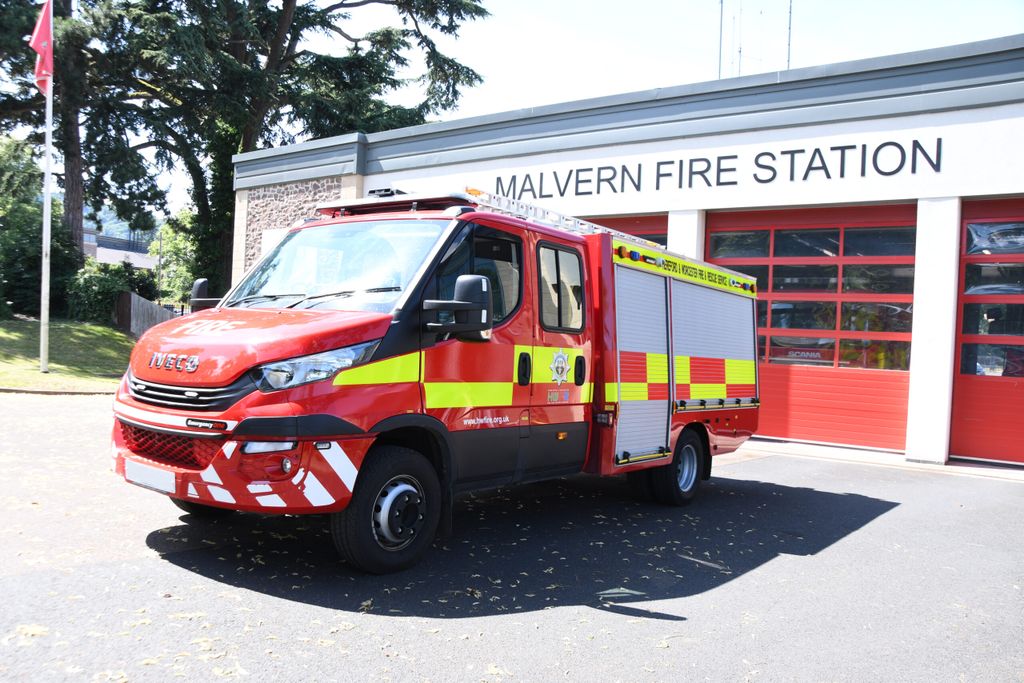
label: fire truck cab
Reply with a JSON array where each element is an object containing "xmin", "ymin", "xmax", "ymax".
[{"xmin": 112, "ymin": 190, "xmax": 759, "ymax": 573}]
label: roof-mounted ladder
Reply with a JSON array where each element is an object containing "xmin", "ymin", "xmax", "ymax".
[
  {"xmin": 316, "ymin": 187, "xmax": 661, "ymax": 250},
  {"xmin": 460, "ymin": 188, "xmax": 660, "ymax": 249}
]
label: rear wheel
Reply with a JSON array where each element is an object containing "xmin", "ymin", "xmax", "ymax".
[
  {"xmin": 649, "ymin": 429, "xmax": 705, "ymax": 506},
  {"xmin": 330, "ymin": 445, "xmax": 441, "ymax": 574},
  {"xmin": 171, "ymin": 497, "xmax": 234, "ymax": 519}
]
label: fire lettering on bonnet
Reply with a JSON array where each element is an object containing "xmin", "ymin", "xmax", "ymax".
[{"xmin": 175, "ymin": 319, "xmax": 245, "ymax": 335}]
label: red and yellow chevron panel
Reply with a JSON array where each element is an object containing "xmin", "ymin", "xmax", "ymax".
[{"xmin": 612, "ymin": 353, "xmax": 756, "ymax": 401}]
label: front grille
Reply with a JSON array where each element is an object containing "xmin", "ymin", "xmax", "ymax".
[
  {"xmin": 120, "ymin": 422, "xmax": 223, "ymax": 470},
  {"xmin": 127, "ymin": 372, "xmax": 256, "ymax": 411}
]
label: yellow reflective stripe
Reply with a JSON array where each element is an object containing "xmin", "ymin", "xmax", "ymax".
[
  {"xmin": 580, "ymin": 382, "xmax": 594, "ymax": 403},
  {"xmin": 674, "ymin": 355, "xmax": 691, "ymax": 385},
  {"xmin": 334, "ymin": 351, "xmax": 420, "ymax": 386},
  {"xmin": 725, "ymin": 359, "xmax": 756, "ymax": 385},
  {"xmin": 690, "ymin": 383, "xmax": 727, "ymax": 399},
  {"xmin": 605, "ymin": 382, "xmax": 618, "ymax": 402},
  {"xmin": 619, "ymin": 382, "xmax": 648, "ymax": 401},
  {"xmin": 424, "ymin": 382, "xmax": 513, "ymax": 409},
  {"xmin": 646, "ymin": 353, "xmax": 668, "ymax": 383}
]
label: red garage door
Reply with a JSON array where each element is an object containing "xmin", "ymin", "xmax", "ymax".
[
  {"xmin": 707, "ymin": 206, "xmax": 917, "ymax": 450},
  {"xmin": 950, "ymin": 199, "xmax": 1024, "ymax": 465}
]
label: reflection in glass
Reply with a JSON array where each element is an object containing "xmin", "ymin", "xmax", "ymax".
[
  {"xmin": 844, "ymin": 227, "xmax": 916, "ymax": 256},
  {"xmin": 842, "ymin": 265, "xmax": 915, "ymax": 294},
  {"xmin": 767, "ymin": 336, "xmax": 835, "ymax": 366},
  {"xmin": 773, "ymin": 229, "xmax": 839, "ymax": 257},
  {"xmin": 960, "ymin": 343, "xmax": 1024, "ymax": 376},
  {"xmin": 964, "ymin": 263, "xmax": 1024, "ymax": 295},
  {"xmin": 966, "ymin": 223, "xmax": 1024, "ymax": 255},
  {"xmin": 839, "ymin": 340, "xmax": 911, "ymax": 370},
  {"xmin": 709, "ymin": 231, "xmax": 769, "ymax": 258},
  {"xmin": 731, "ymin": 265, "xmax": 769, "ymax": 291},
  {"xmin": 842, "ymin": 302, "xmax": 913, "ymax": 333},
  {"xmin": 772, "ymin": 265, "xmax": 838, "ymax": 292},
  {"xmin": 962, "ymin": 304, "xmax": 1024, "ymax": 336},
  {"xmin": 758, "ymin": 335, "xmax": 767, "ymax": 361},
  {"xmin": 770, "ymin": 301, "xmax": 836, "ymax": 330},
  {"xmin": 757, "ymin": 301, "xmax": 768, "ymax": 328},
  {"xmin": 539, "ymin": 247, "xmax": 560, "ymax": 329},
  {"xmin": 227, "ymin": 219, "xmax": 449, "ymax": 313},
  {"xmin": 558, "ymin": 249, "xmax": 584, "ymax": 330}
]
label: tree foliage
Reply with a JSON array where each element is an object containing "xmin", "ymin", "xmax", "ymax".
[
  {"xmin": 0, "ymin": 136, "xmax": 77, "ymax": 318},
  {"xmin": 2, "ymin": 0, "xmax": 487, "ymax": 296},
  {"xmin": 149, "ymin": 211, "xmax": 199, "ymax": 304},
  {"xmin": 67, "ymin": 257, "xmax": 158, "ymax": 323}
]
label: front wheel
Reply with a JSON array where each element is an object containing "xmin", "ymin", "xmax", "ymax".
[
  {"xmin": 330, "ymin": 445, "xmax": 441, "ymax": 574},
  {"xmin": 649, "ymin": 429, "xmax": 705, "ymax": 506}
]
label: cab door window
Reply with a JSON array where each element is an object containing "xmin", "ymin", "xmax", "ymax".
[
  {"xmin": 435, "ymin": 224, "xmax": 522, "ymax": 324},
  {"xmin": 538, "ymin": 244, "xmax": 584, "ymax": 332}
]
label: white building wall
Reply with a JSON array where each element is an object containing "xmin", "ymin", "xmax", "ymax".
[{"xmin": 666, "ymin": 210, "xmax": 705, "ymax": 259}]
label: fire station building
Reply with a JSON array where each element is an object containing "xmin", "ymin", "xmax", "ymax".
[{"xmin": 231, "ymin": 35, "xmax": 1024, "ymax": 467}]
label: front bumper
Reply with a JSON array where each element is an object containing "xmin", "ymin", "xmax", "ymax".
[{"xmin": 111, "ymin": 399, "xmax": 373, "ymax": 514}]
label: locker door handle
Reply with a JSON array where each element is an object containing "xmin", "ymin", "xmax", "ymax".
[
  {"xmin": 517, "ymin": 352, "xmax": 532, "ymax": 386},
  {"xmin": 574, "ymin": 356, "xmax": 586, "ymax": 386}
]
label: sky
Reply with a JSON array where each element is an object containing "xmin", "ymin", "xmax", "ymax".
[
  {"xmin": 348, "ymin": 0, "xmax": 1024, "ymax": 121},
  {"xmin": 169, "ymin": 0, "xmax": 1024, "ymax": 210}
]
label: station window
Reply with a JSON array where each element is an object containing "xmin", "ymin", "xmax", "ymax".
[
  {"xmin": 957, "ymin": 221, "xmax": 1024, "ymax": 376},
  {"xmin": 708, "ymin": 220, "xmax": 916, "ymax": 370}
]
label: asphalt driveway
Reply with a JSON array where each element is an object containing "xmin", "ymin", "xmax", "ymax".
[{"xmin": 1, "ymin": 393, "xmax": 1021, "ymax": 681}]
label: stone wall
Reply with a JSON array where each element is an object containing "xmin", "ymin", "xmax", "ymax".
[{"xmin": 242, "ymin": 175, "xmax": 362, "ymax": 273}]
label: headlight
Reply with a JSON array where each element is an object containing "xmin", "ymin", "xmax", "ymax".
[{"xmin": 251, "ymin": 340, "xmax": 380, "ymax": 392}]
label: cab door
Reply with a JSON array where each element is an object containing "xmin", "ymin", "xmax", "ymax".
[
  {"xmin": 521, "ymin": 237, "xmax": 593, "ymax": 479},
  {"xmin": 420, "ymin": 221, "xmax": 534, "ymax": 489}
]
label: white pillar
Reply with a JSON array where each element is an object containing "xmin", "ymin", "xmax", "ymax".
[
  {"xmin": 667, "ymin": 209, "xmax": 706, "ymax": 259},
  {"xmin": 905, "ymin": 197, "xmax": 961, "ymax": 464}
]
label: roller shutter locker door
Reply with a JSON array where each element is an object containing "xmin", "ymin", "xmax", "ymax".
[
  {"xmin": 672, "ymin": 280, "xmax": 757, "ymax": 403},
  {"xmin": 614, "ymin": 266, "xmax": 670, "ymax": 458}
]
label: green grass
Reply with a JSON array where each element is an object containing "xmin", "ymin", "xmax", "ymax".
[{"xmin": 0, "ymin": 319, "xmax": 135, "ymax": 392}]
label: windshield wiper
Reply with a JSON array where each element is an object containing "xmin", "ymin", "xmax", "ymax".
[
  {"xmin": 287, "ymin": 287, "xmax": 401, "ymax": 310},
  {"xmin": 225, "ymin": 293, "xmax": 305, "ymax": 308}
]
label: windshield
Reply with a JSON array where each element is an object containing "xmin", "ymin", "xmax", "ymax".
[{"xmin": 225, "ymin": 219, "xmax": 451, "ymax": 312}]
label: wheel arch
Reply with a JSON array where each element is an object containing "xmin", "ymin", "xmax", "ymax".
[
  {"xmin": 676, "ymin": 421, "xmax": 712, "ymax": 481},
  {"xmin": 368, "ymin": 414, "xmax": 455, "ymax": 492}
]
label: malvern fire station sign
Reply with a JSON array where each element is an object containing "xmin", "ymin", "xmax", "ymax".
[
  {"xmin": 495, "ymin": 138, "xmax": 943, "ymax": 200},
  {"xmin": 370, "ymin": 106, "xmax": 1024, "ymax": 216}
]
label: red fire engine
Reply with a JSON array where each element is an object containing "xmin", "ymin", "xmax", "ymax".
[{"xmin": 112, "ymin": 189, "xmax": 759, "ymax": 573}]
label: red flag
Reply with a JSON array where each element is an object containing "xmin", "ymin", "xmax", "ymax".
[{"xmin": 29, "ymin": 0, "xmax": 53, "ymax": 95}]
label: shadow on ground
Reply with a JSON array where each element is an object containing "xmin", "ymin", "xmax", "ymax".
[{"xmin": 146, "ymin": 475, "xmax": 897, "ymax": 619}]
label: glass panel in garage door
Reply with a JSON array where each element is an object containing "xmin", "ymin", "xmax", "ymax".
[{"xmin": 951, "ymin": 208, "xmax": 1024, "ymax": 465}]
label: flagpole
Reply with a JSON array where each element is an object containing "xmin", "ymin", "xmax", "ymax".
[{"xmin": 38, "ymin": 0, "xmax": 53, "ymax": 373}]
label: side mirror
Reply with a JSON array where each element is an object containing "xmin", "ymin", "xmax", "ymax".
[
  {"xmin": 189, "ymin": 278, "xmax": 220, "ymax": 311},
  {"xmin": 423, "ymin": 274, "xmax": 494, "ymax": 342}
]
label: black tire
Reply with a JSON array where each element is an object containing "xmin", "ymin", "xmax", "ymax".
[
  {"xmin": 171, "ymin": 497, "xmax": 235, "ymax": 519},
  {"xmin": 330, "ymin": 445, "xmax": 441, "ymax": 574},
  {"xmin": 649, "ymin": 429, "xmax": 705, "ymax": 506}
]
